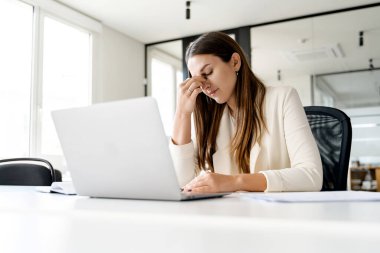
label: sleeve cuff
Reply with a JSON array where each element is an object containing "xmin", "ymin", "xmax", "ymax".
[
  {"xmin": 169, "ymin": 139, "xmax": 194, "ymax": 159},
  {"xmin": 259, "ymin": 170, "xmax": 284, "ymax": 192},
  {"xmin": 169, "ymin": 139, "xmax": 196, "ymax": 187}
]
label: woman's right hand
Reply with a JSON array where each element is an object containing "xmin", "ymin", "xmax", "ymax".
[{"xmin": 176, "ymin": 76, "xmax": 205, "ymax": 115}]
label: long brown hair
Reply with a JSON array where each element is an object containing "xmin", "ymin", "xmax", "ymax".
[{"xmin": 185, "ymin": 32, "xmax": 266, "ymax": 173}]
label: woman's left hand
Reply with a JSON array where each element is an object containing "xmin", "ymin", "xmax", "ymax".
[{"xmin": 182, "ymin": 171, "xmax": 237, "ymax": 193}]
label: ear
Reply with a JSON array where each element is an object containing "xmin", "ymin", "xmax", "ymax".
[{"xmin": 230, "ymin": 52, "xmax": 241, "ymax": 72}]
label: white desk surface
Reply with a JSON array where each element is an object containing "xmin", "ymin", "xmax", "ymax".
[{"xmin": 1, "ymin": 186, "xmax": 380, "ymax": 253}]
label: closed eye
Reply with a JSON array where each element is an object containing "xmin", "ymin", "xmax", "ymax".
[{"xmin": 202, "ymin": 71, "xmax": 213, "ymax": 79}]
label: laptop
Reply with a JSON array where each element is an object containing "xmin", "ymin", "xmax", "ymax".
[{"xmin": 52, "ymin": 97, "xmax": 229, "ymax": 201}]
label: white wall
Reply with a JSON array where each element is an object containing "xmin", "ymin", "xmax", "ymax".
[{"xmin": 93, "ymin": 25, "xmax": 145, "ymax": 103}]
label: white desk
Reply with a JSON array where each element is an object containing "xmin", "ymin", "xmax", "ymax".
[{"xmin": 1, "ymin": 186, "xmax": 380, "ymax": 253}]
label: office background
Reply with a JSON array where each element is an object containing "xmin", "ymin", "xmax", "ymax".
[{"xmin": 1, "ymin": 0, "xmax": 379, "ymax": 183}]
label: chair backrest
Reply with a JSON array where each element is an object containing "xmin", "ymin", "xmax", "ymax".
[
  {"xmin": 0, "ymin": 158, "xmax": 61, "ymax": 186},
  {"xmin": 304, "ymin": 106, "xmax": 352, "ymax": 191}
]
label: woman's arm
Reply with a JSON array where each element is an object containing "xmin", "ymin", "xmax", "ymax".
[
  {"xmin": 170, "ymin": 76, "xmax": 205, "ymax": 187},
  {"xmin": 183, "ymin": 172, "xmax": 267, "ymax": 193},
  {"xmin": 260, "ymin": 87, "xmax": 323, "ymax": 192},
  {"xmin": 171, "ymin": 77, "xmax": 204, "ymax": 145},
  {"xmin": 172, "ymin": 112, "xmax": 192, "ymax": 145}
]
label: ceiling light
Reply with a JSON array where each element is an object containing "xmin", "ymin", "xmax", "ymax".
[
  {"xmin": 186, "ymin": 1, "xmax": 191, "ymax": 20},
  {"xmin": 297, "ymin": 38, "xmax": 309, "ymax": 44},
  {"xmin": 369, "ymin": 58, "xmax": 374, "ymax": 70},
  {"xmin": 359, "ymin": 31, "xmax": 364, "ymax": 47}
]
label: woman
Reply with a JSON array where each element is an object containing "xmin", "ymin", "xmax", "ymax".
[{"xmin": 170, "ymin": 32, "xmax": 322, "ymax": 193}]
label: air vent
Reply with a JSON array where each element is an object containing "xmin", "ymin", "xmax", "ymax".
[{"xmin": 285, "ymin": 44, "xmax": 345, "ymax": 62}]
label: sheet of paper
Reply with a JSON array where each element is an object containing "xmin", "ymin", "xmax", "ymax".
[
  {"xmin": 240, "ymin": 191, "xmax": 380, "ymax": 202},
  {"xmin": 35, "ymin": 181, "xmax": 76, "ymax": 195}
]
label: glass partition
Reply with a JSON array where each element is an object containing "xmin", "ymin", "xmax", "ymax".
[
  {"xmin": 250, "ymin": 6, "xmax": 380, "ymax": 188},
  {"xmin": 250, "ymin": 18, "xmax": 315, "ymax": 105}
]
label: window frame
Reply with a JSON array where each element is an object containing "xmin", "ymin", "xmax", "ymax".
[
  {"xmin": 0, "ymin": 0, "xmax": 102, "ymax": 171},
  {"xmin": 147, "ymin": 47, "xmax": 183, "ymax": 136},
  {"xmin": 32, "ymin": 11, "xmax": 94, "ymax": 165}
]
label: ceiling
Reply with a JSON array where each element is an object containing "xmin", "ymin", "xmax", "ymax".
[
  {"xmin": 56, "ymin": 0, "xmax": 380, "ymax": 43},
  {"xmin": 56, "ymin": 0, "xmax": 380, "ymax": 106}
]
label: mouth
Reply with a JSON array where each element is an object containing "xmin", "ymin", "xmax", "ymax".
[{"xmin": 209, "ymin": 88, "xmax": 218, "ymax": 97}]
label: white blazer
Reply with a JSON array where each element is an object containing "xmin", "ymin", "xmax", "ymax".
[{"xmin": 169, "ymin": 86, "xmax": 323, "ymax": 192}]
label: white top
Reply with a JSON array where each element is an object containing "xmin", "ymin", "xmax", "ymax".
[{"xmin": 169, "ymin": 86, "xmax": 323, "ymax": 191}]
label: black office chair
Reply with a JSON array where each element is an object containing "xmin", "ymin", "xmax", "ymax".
[
  {"xmin": 0, "ymin": 158, "xmax": 62, "ymax": 186},
  {"xmin": 304, "ymin": 106, "xmax": 352, "ymax": 191}
]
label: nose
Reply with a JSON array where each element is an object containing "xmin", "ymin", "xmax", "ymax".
[{"xmin": 202, "ymin": 80, "xmax": 211, "ymax": 90}]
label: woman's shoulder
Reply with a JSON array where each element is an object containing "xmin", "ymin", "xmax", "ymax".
[
  {"xmin": 265, "ymin": 85, "xmax": 295, "ymax": 95},
  {"xmin": 265, "ymin": 85, "xmax": 297, "ymax": 102}
]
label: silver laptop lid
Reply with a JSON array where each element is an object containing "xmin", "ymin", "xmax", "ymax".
[{"xmin": 52, "ymin": 97, "xmax": 182, "ymax": 200}]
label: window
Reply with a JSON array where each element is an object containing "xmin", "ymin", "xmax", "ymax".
[
  {"xmin": 148, "ymin": 41, "xmax": 183, "ymax": 136},
  {"xmin": 39, "ymin": 16, "xmax": 91, "ymax": 159},
  {"xmin": 151, "ymin": 58, "xmax": 176, "ymax": 135},
  {"xmin": 0, "ymin": 0, "xmax": 94, "ymax": 172},
  {"xmin": 0, "ymin": 0, "xmax": 33, "ymax": 157}
]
